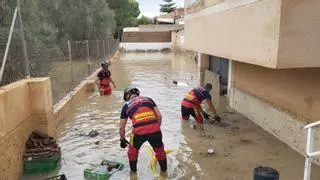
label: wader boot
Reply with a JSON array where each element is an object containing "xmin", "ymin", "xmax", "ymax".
[
  {"xmin": 129, "ymin": 161, "xmax": 137, "ymax": 172},
  {"xmin": 158, "ymin": 159, "xmax": 167, "ymax": 172}
]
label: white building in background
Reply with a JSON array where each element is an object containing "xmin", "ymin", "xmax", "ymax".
[{"xmin": 120, "ymin": 27, "xmax": 172, "ymax": 51}]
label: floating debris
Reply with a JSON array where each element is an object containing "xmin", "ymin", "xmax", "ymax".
[
  {"xmin": 88, "ymin": 130, "xmax": 99, "ymax": 137},
  {"xmin": 207, "ymin": 148, "xmax": 215, "ymax": 155}
]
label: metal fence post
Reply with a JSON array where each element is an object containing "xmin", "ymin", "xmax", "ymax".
[
  {"xmin": 17, "ymin": 0, "xmax": 30, "ymax": 78},
  {"xmin": 111, "ymin": 39, "xmax": 113, "ymax": 55},
  {"xmin": 102, "ymin": 40, "xmax": 106, "ymax": 58},
  {"xmin": 97, "ymin": 40, "xmax": 100, "ymax": 59},
  {"xmin": 0, "ymin": 7, "xmax": 18, "ymax": 84},
  {"xmin": 112, "ymin": 39, "xmax": 115, "ymax": 55},
  {"xmin": 86, "ymin": 40, "xmax": 91, "ymax": 75},
  {"xmin": 107, "ymin": 39, "xmax": 110, "ymax": 57},
  {"xmin": 67, "ymin": 40, "xmax": 74, "ymax": 83}
]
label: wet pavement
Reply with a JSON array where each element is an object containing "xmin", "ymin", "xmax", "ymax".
[{"xmin": 23, "ymin": 52, "xmax": 320, "ymax": 180}]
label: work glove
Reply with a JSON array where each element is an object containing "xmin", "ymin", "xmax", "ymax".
[
  {"xmin": 202, "ymin": 112, "xmax": 210, "ymax": 119},
  {"xmin": 214, "ymin": 115, "xmax": 221, "ymax": 123},
  {"xmin": 120, "ymin": 138, "xmax": 129, "ymax": 149}
]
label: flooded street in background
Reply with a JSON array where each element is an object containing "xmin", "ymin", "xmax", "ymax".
[
  {"xmin": 55, "ymin": 52, "xmax": 199, "ymax": 179},
  {"xmin": 24, "ymin": 52, "xmax": 320, "ymax": 180}
]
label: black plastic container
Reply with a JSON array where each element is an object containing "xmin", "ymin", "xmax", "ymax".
[{"xmin": 254, "ymin": 166, "xmax": 279, "ymax": 180}]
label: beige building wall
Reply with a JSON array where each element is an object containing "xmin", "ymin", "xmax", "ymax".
[
  {"xmin": 233, "ymin": 61, "xmax": 320, "ymax": 122},
  {"xmin": 277, "ymin": 0, "xmax": 320, "ymax": 68},
  {"xmin": 185, "ymin": 0, "xmax": 320, "ymax": 166},
  {"xmin": 197, "ymin": 53, "xmax": 209, "ymax": 86},
  {"xmin": 185, "ymin": 0, "xmax": 281, "ymax": 68},
  {"xmin": 185, "ymin": 0, "xmax": 320, "ymax": 69},
  {"xmin": 229, "ymin": 61, "xmax": 320, "ymax": 164}
]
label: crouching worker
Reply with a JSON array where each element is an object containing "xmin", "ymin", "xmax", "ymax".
[
  {"xmin": 181, "ymin": 83, "xmax": 221, "ymax": 125},
  {"xmin": 96, "ymin": 62, "xmax": 116, "ymax": 95},
  {"xmin": 119, "ymin": 87, "xmax": 167, "ymax": 173}
]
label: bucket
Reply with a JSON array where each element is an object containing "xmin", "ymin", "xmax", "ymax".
[{"xmin": 253, "ymin": 166, "xmax": 279, "ymax": 180}]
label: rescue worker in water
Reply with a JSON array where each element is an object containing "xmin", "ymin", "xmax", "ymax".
[
  {"xmin": 119, "ymin": 87, "xmax": 167, "ymax": 173},
  {"xmin": 181, "ymin": 83, "xmax": 221, "ymax": 124},
  {"xmin": 96, "ymin": 61, "xmax": 116, "ymax": 95}
]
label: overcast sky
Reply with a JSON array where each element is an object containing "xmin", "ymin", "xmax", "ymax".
[{"xmin": 136, "ymin": 0, "xmax": 184, "ymax": 18}]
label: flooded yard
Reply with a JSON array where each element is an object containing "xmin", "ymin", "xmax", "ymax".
[{"xmin": 23, "ymin": 52, "xmax": 320, "ymax": 180}]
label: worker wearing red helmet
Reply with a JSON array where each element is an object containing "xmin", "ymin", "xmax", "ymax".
[
  {"xmin": 119, "ymin": 87, "xmax": 167, "ymax": 173},
  {"xmin": 181, "ymin": 83, "xmax": 221, "ymax": 124},
  {"xmin": 96, "ymin": 61, "xmax": 116, "ymax": 95}
]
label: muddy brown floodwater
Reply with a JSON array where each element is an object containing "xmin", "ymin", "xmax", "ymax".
[{"xmin": 23, "ymin": 52, "xmax": 320, "ymax": 180}]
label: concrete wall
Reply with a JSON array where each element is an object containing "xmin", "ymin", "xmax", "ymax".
[
  {"xmin": 138, "ymin": 25, "xmax": 184, "ymax": 32},
  {"xmin": 0, "ymin": 51, "xmax": 121, "ymax": 180},
  {"xmin": 197, "ymin": 53, "xmax": 209, "ymax": 87},
  {"xmin": 171, "ymin": 30, "xmax": 185, "ymax": 52},
  {"xmin": 229, "ymin": 87, "xmax": 320, "ymax": 165},
  {"xmin": 120, "ymin": 42, "xmax": 171, "ymax": 51},
  {"xmin": 185, "ymin": 0, "xmax": 320, "ymax": 68},
  {"xmin": 232, "ymin": 61, "xmax": 320, "ymax": 122},
  {"xmin": 123, "ymin": 31, "xmax": 171, "ymax": 42},
  {"xmin": 0, "ymin": 78, "xmax": 53, "ymax": 180}
]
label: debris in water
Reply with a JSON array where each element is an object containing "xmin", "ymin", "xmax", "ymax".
[
  {"xmin": 254, "ymin": 166, "xmax": 279, "ymax": 177},
  {"xmin": 172, "ymin": 80, "xmax": 190, "ymax": 87},
  {"xmin": 88, "ymin": 130, "xmax": 99, "ymax": 137},
  {"xmin": 240, "ymin": 138, "xmax": 251, "ymax": 144},
  {"xmin": 95, "ymin": 141, "xmax": 100, "ymax": 145},
  {"xmin": 207, "ymin": 148, "xmax": 215, "ymax": 155},
  {"xmin": 45, "ymin": 174, "xmax": 67, "ymax": 180}
]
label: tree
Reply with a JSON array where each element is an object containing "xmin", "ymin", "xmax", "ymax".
[
  {"xmin": 160, "ymin": 0, "xmax": 176, "ymax": 13},
  {"xmin": 134, "ymin": 16, "xmax": 152, "ymax": 26},
  {"xmin": 54, "ymin": 0, "xmax": 116, "ymax": 41},
  {"xmin": 106, "ymin": 0, "xmax": 140, "ymax": 38}
]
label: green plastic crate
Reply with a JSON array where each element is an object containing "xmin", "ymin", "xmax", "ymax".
[
  {"xmin": 84, "ymin": 160, "xmax": 124, "ymax": 180},
  {"xmin": 23, "ymin": 156, "xmax": 61, "ymax": 174}
]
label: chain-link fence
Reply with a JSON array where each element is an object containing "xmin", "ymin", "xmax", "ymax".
[
  {"xmin": 47, "ymin": 38, "xmax": 119, "ymax": 103},
  {"xmin": 0, "ymin": 1, "xmax": 119, "ymax": 104}
]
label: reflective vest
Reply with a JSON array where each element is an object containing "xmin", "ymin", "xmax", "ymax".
[
  {"xmin": 126, "ymin": 97, "xmax": 160, "ymax": 135},
  {"xmin": 99, "ymin": 70, "xmax": 111, "ymax": 86},
  {"xmin": 181, "ymin": 87, "xmax": 206, "ymax": 108}
]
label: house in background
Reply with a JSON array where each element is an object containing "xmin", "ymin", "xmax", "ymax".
[
  {"xmin": 155, "ymin": 8, "xmax": 184, "ymax": 25},
  {"xmin": 184, "ymin": 0, "xmax": 320, "ymax": 164},
  {"xmin": 121, "ymin": 8, "xmax": 185, "ymax": 51}
]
